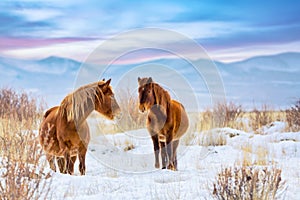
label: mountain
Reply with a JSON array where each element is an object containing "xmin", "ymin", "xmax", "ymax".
[
  {"xmin": 217, "ymin": 52, "xmax": 300, "ymax": 108},
  {"xmin": 0, "ymin": 56, "xmax": 82, "ymax": 107},
  {"xmin": 0, "ymin": 56, "xmax": 81, "ymax": 75},
  {"xmin": 0, "ymin": 52, "xmax": 300, "ymax": 109},
  {"xmin": 229, "ymin": 52, "xmax": 300, "ymax": 72}
]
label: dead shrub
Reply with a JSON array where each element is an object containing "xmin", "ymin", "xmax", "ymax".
[
  {"xmin": 117, "ymin": 88, "xmax": 146, "ymax": 131},
  {"xmin": 213, "ymin": 166, "xmax": 286, "ymax": 200},
  {"xmin": 0, "ymin": 88, "xmax": 51, "ymax": 200},
  {"xmin": 250, "ymin": 105, "xmax": 275, "ymax": 133},
  {"xmin": 286, "ymin": 99, "xmax": 300, "ymax": 132},
  {"xmin": 198, "ymin": 102, "xmax": 243, "ymax": 131}
]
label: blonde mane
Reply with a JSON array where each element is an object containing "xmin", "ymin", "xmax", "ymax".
[{"xmin": 59, "ymin": 81, "xmax": 107, "ymax": 122}]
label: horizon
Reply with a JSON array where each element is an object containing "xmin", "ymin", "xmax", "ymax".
[{"xmin": 1, "ymin": 50, "xmax": 300, "ymax": 65}]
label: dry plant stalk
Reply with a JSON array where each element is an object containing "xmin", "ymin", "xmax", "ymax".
[
  {"xmin": 213, "ymin": 166, "xmax": 286, "ymax": 200},
  {"xmin": 286, "ymin": 99, "xmax": 300, "ymax": 132},
  {"xmin": 198, "ymin": 102, "xmax": 243, "ymax": 132},
  {"xmin": 236, "ymin": 143, "xmax": 273, "ymax": 167},
  {"xmin": 249, "ymin": 105, "xmax": 279, "ymax": 134},
  {"xmin": 198, "ymin": 130, "xmax": 227, "ymax": 147},
  {"xmin": 0, "ymin": 88, "xmax": 51, "ymax": 200},
  {"xmin": 213, "ymin": 102, "xmax": 243, "ymax": 129},
  {"xmin": 96, "ymin": 88, "xmax": 146, "ymax": 133}
]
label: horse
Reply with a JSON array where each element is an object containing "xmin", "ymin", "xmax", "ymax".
[
  {"xmin": 138, "ymin": 77, "xmax": 189, "ymax": 170},
  {"xmin": 39, "ymin": 79, "xmax": 121, "ymax": 175}
]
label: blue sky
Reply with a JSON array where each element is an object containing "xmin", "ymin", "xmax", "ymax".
[{"xmin": 1, "ymin": 0, "xmax": 300, "ymax": 62}]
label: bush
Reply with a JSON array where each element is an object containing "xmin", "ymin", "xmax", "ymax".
[
  {"xmin": 286, "ymin": 100, "xmax": 300, "ymax": 132},
  {"xmin": 213, "ymin": 102, "xmax": 243, "ymax": 128},
  {"xmin": 0, "ymin": 88, "xmax": 44, "ymax": 127},
  {"xmin": 198, "ymin": 102, "xmax": 243, "ymax": 131},
  {"xmin": 213, "ymin": 166, "xmax": 286, "ymax": 200},
  {"xmin": 0, "ymin": 88, "xmax": 51, "ymax": 200},
  {"xmin": 249, "ymin": 105, "xmax": 285, "ymax": 134}
]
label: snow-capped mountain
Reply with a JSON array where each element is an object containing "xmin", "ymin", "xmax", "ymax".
[{"xmin": 0, "ymin": 52, "xmax": 299, "ymax": 109}]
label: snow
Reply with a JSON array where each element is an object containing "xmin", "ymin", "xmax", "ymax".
[{"xmin": 3, "ymin": 121, "xmax": 299, "ymax": 199}]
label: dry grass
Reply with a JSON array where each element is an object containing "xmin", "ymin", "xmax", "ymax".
[
  {"xmin": 286, "ymin": 99, "xmax": 300, "ymax": 132},
  {"xmin": 197, "ymin": 102, "xmax": 289, "ymax": 135},
  {"xmin": 197, "ymin": 130, "xmax": 227, "ymax": 147},
  {"xmin": 197, "ymin": 102, "xmax": 243, "ymax": 132},
  {"xmin": 0, "ymin": 88, "xmax": 51, "ymax": 200},
  {"xmin": 213, "ymin": 102, "xmax": 243, "ymax": 129},
  {"xmin": 93, "ymin": 88, "xmax": 146, "ymax": 134},
  {"xmin": 117, "ymin": 88, "xmax": 146, "ymax": 131},
  {"xmin": 248, "ymin": 105, "xmax": 285, "ymax": 134},
  {"xmin": 93, "ymin": 91, "xmax": 297, "ymax": 136},
  {"xmin": 213, "ymin": 166, "xmax": 286, "ymax": 200},
  {"xmin": 0, "ymin": 87, "xmax": 45, "ymax": 125},
  {"xmin": 236, "ymin": 143, "xmax": 274, "ymax": 167}
]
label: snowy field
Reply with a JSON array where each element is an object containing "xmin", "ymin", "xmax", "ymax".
[{"xmin": 40, "ymin": 120, "xmax": 300, "ymax": 200}]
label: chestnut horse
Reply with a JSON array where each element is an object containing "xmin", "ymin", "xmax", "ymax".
[
  {"xmin": 39, "ymin": 79, "xmax": 120, "ymax": 175},
  {"xmin": 138, "ymin": 77, "xmax": 189, "ymax": 170}
]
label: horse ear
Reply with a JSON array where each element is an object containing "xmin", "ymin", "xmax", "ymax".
[
  {"xmin": 147, "ymin": 77, "xmax": 153, "ymax": 84},
  {"xmin": 99, "ymin": 78, "xmax": 111, "ymax": 90},
  {"xmin": 138, "ymin": 77, "xmax": 141, "ymax": 82},
  {"xmin": 105, "ymin": 78, "xmax": 111, "ymax": 86},
  {"xmin": 102, "ymin": 78, "xmax": 105, "ymax": 81},
  {"xmin": 102, "ymin": 79, "xmax": 111, "ymax": 90}
]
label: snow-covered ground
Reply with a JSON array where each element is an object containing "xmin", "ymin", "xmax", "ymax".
[{"xmin": 40, "ymin": 121, "xmax": 300, "ymax": 199}]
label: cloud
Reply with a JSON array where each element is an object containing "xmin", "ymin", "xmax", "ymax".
[
  {"xmin": 1, "ymin": 38, "xmax": 101, "ymax": 60},
  {"xmin": 1, "ymin": 0, "xmax": 300, "ymax": 62},
  {"xmin": 0, "ymin": 37, "xmax": 95, "ymax": 51}
]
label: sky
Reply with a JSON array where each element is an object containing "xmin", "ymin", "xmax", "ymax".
[{"xmin": 1, "ymin": 0, "xmax": 300, "ymax": 63}]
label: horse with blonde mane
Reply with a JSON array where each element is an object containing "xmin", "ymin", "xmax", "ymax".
[
  {"xmin": 39, "ymin": 79, "xmax": 120, "ymax": 175},
  {"xmin": 138, "ymin": 77, "xmax": 189, "ymax": 170}
]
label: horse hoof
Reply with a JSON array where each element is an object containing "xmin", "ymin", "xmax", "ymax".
[
  {"xmin": 162, "ymin": 167, "xmax": 166, "ymax": 170},
  {"xmin": 167, "ymin": 164, "xmax": 177, "ymax": 171}
]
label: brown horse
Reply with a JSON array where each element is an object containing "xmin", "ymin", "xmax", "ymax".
[
  {"xmin": 138, "ymin": 77, "xmax": 189, "ymax": 170},
  {"xmin": 39, "ymin": 79, "xmax": 120, "ymax": 175}
]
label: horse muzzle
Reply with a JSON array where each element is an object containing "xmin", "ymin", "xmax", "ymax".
[{"xmin": 139, "ymin": 104, "xmax": 146, "ymax": 113}]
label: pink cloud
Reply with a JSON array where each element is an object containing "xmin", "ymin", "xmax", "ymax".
[{"xmin": 0, "ymin": 37, "xmax": 96, "ymax": 51}]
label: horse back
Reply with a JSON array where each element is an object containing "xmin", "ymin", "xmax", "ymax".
[
  {"xmin": 44, "ymin": 106, "xmax": 60, "ymax": 119},
  {"xmin": 170, "ymin": 100, "xmax": 189, "ymax": 140}
]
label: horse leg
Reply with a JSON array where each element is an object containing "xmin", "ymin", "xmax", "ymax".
[
  {"xmin": 172, "ymin": 140, "xmax": 179, "ymax": 171},
  {"xmin": 67, "ymin": 156, "xmax": 77, "ymax": 175},
  {"xmin": 159, "ymin": 141, "xmax": 167, "ymax": 169},
  {"xmin": 78, "ymin": 146, "xmax": 87, "ymax": 175},
  {"xmin": 57, "ymin": 157, "xmax": 66, "ymax": 174},
  {"xmin": 63, "ymin": 152, "xmax": 73, "ymax": 175},
  {"xmin": 167, "ymin": 141, "xmax": 175, "ymax": 170},
  {"xmin": 151, "ymin": 134, "xmax": 160, "ymax": 168},
  {"xmin": 46, "ymin": 154, "xmax": 56, "ymax": 172}
]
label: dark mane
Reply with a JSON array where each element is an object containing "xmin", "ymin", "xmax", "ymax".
[{"xmin": 151, "ymin": 83, "xmax": 171, "ymax": 114}]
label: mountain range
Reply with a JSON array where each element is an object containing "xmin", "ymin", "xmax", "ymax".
[{"xmin": 1, "ymin": 52, "xmax": 299, "ymax": 110}]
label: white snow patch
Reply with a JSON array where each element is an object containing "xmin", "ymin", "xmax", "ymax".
[{"xmin": 9, "ymin": 122, "xmax": 300, "ymax": 199}]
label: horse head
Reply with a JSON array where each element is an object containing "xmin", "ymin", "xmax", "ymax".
[
  {"xmin": 95, "ymin": 79, "xmax": 121, "ymax": 120},
  {"xmin": 137, "ymin": 77, "xmax": 156, "ymax": 113}
]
